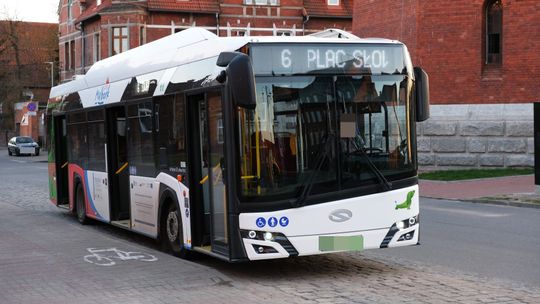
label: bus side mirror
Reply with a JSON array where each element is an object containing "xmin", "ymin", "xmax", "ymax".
[
  {"xmin": 218, "ymin": 52, "xmax": 257, "ymax": 110},
  {"xmin": 414, "ymin": 67, "xmax": 430, "ymax": 122}
]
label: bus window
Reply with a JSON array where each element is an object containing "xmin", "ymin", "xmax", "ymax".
[
  {"xmin": 154, "ymin": 94, "xmax": 187, "ymax": 174},
  {"xmin": 127, "ymin": 100, "xmax": 155, "ymax": 177},
  {"xmin": 67, "ymin": 113, "xmax": 88, "ymax": 169}
]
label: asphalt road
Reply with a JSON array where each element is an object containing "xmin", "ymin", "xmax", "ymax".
[
  {"xmin": 364, "ymin": 198, "xmax": 540, "ymax": 286},
  {"xmin": 0, "ymin": 150, "xmax": 539, "ymax": 303}
]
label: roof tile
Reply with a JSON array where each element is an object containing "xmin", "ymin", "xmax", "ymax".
[
  {"xmin": 304, "ymin": 0, "xmax": 352, "ymax": 18},
  {"xmin": 147, "ymin": 0, "xmax": 219, "ymax": 13}
]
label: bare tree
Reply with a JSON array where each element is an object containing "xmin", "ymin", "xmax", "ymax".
[{"xmin": 0, "ymin": 8, "xmax": 24, "ymax": 130}]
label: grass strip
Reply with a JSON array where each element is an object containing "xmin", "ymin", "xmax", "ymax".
[{"xmin": 419, "ymin": 168, "xmax": 534, "ymax": 181}]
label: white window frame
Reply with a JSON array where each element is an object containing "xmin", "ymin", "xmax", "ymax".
[
  {"xmin": 93, "ymin": 33, "xmax": 100, "ymax": 63},
  {"xmin": 217, "ymin": 117, "xmax": 224, "ymax": 144},
  {"xmin": 328, "ymin": 0, "xmax": 340, "ymax": 6},
  {"xmin": 245, "ymin": 0, "xmax": 280, "ymax": 5},
  {"xmin": 67, "ymin": 0, "xmax": 73, "ymax": 21}
]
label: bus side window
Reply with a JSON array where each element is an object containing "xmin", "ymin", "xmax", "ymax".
[
  {"xmin": 154, "ymin": 94, "xmax": 187, "ymax": 173},
  {"xmin": 127, "ymin": 100, "xmax": 154, "ymax": 177},
  {"xmin": 66, "ymin": 113, "xmax": 88, "ymax": 169}
]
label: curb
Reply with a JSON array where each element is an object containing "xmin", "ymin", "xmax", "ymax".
[
  {"xmin": 466, "ymin": 198, "xmax": 540, "ymax": 209},
  {"xmin": 421, "ymin": 195, "xmax": 540, "ymax": 209}
]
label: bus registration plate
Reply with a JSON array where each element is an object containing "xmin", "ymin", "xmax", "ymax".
[{"xmin": 319, "ymin": 235, "xmax": 364, "ymax": 252}]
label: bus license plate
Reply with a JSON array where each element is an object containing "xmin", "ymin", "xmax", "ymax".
[{"xmin": 319, "ymin": 235, "xmax": 364, "ymax": 252}]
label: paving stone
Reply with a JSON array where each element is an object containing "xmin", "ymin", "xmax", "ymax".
[{"xmin": 1, "ymin": 154, "xmax": 540, "ymax": 304}]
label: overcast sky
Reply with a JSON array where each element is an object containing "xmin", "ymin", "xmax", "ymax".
[{"xmin": 0, "ymin": 0, "xmax": 59, "ymax": 23}]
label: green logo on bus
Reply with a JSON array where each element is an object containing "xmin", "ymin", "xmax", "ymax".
[{"xmin": 395, "ymin": 190, "xmax": 415, "ymax": 210}]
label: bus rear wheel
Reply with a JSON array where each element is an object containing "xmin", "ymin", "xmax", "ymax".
[
  {"xmin": 161, "ymin": 202, "xmax": 191, "ymax": 259},
  {"xmin": 75, "ymin": 183, "xmax": 89, "ymax": 225}
]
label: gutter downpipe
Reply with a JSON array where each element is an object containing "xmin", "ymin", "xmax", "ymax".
[
  {"xmin": 81, "ymin": 22, "xmax": 85, "ymax": 74},
  {"xmin": 216, "ymin": 13, "xmax": 220, "ymax": 37}
]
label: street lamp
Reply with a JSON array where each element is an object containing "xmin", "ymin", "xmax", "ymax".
[{"xmin": 44, "ymin": 61, "xmax": 54, "ymax": 88}]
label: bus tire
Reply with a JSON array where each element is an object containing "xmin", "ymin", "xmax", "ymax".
[
  {"xmin": 75, "ymin": 183, "xmax": 89, "ymax": 225},
  {"xmin": 161, "ymin": 201, "xmax": 191, "ymax": 259}
]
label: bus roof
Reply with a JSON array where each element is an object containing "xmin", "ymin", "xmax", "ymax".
[{"xmin": 49, "ymin": 27, "xmax": 404, "ymax": 99}]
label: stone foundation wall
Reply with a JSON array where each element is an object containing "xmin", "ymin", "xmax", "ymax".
[{"xmin": 417, "ymin": 104, "xmax": 534, "ymax": 168}]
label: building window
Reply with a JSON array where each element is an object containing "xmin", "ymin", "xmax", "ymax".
[
  {"xmin": 64, "ymin": 42, "xmax": 69, "ymax": 71},
  {"xmin": 112, "ymin": 27, "xmax": 128, "ymax": 55},
  {"xmin": 217, "ymin": 117, "xmax": 224, "ymax": 144},
  {"xmin": 67, "ymin": 0, "xmax": 73, "ymax": 21},
  {"xmin": 93, "ymin": 33, "xmax": 100, "ymax": 63},
  {"xmin": 328, "ymin": 0, "xmax": 340, "ymax": 5},
  {"xmin": 245, "ymin": 0, "xmax": 279, "ymax": 5},
  {"xmin": 485, "ymin": 0, "xmax": 502, "ymax": 64},
  {"xmin": 139, "ymin": 26, "xmax": 146, "ymax": 45},
  {"xmin": 70, "ymin": 40, "xmax": 75, "ymax": 70}
]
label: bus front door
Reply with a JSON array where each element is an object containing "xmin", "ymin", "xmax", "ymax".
[
  {"xmin": 106, "ymin": 106, "xmax": 131, "ymax": 225},
  {"xmin": 188, "ymin": 91, "xmax": 229, "ymax": 256},
  {"xmin": 53, "ymin": 114, "xmax": 69, "ymax": 206}
]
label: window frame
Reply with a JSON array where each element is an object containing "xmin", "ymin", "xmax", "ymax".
[
  {"xmin": 93, "ymin": 32, "xmax": 100, "ymax": 63},
  {"xmin": 328, "ymin": 0, "xmax": 340, "ymax": 6},
  {"xmin": 485, "ymin": 0, "xmax": 503, "ymax": 65},
  {"xmin": 67, "ymin": 0, "xmax": 73, "ymax": 21},
  {"xmin": 112, "ymin": 26, "xmax": 129, "ymax": 55}
]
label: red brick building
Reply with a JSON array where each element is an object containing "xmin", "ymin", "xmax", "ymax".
[
  {"xmin": 59, "ymin": 0, "xmax": 352, "ymax": 82},
  {"xmin": 0, "ymin": 21, "xmax": 58, "ymax": 143},
  {"xmin": 352, "ymin": 0, "xmax": 538, "ymax": 168}
]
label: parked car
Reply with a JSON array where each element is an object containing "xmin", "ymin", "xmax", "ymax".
[{"xmin": 7, "ymin": 136, "xmax": 40, "ymax": 156}]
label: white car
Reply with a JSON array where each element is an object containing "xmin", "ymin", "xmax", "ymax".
[{"xmin": 7, "ymin": 136, "xmax": 40, "ymax": 156}]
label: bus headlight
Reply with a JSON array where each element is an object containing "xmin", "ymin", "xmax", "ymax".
[
  {"xmin": 395, "ymin": 215, "xmax": 419, "ymax": 230},
  {"xmin": 263, "ymin": 232, "xmax": 274, "ymax": 241},
  {"xmin": 248, "ymin": 230, "xmax": 257, "ymax": 239}
]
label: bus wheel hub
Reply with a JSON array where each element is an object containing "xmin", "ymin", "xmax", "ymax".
[{"xmin": 167, "ymin": 212, "xmax": 178, "ymax": 242}]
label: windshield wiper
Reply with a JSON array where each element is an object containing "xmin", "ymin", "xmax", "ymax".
[
  {"xmin": 351, "ymin": 137, "xmax": 392, "ymax": 191},
  {"xmin": 290, "ymin": 133, "xmax": 334, "ymax": 208}
]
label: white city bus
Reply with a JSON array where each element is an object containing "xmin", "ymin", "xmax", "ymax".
[{"xmin": 47, "ymin": 28, "xmax": 430, "ymax": 261}]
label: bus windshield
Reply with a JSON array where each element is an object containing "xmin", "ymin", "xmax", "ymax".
[{"xmin": 237, "ymin": 74, "xmax": 414, "ymax": 202}]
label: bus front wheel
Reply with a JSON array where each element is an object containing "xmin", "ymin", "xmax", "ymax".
[
  {"xmin": 75, "ymin": 183, "xmax": 89, "ymax": 225},
  {"xmin": 161, "ymin": 202, "xmax": 191, "ymax": 259}
]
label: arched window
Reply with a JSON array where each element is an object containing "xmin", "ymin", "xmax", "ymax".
[{"xmin": 485, "ymin": 0, "xmax": 502, "ymax": 64}]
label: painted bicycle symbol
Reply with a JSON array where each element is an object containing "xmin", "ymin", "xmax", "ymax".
[{"xmin": 83, "ymin": 247, "xmax": 158, "ymax": 266}]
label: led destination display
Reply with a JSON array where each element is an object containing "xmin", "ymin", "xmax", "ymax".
[{"xmin": 251, "ymin": 44, "xmax": 406, "ymax": 76}]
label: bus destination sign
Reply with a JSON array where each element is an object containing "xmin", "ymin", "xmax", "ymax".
[{"xmin": 251, "ymin": 44, "xmax": 405, "ymax": 76}]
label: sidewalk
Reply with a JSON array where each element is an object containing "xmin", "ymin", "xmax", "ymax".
[{"xmin": 419, "ymin": 175, "xmax": 540, "ymax": 208}]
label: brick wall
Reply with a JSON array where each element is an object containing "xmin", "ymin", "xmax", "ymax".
[{"xmin": 353, "ymin": 0, "xmax": 540, "ymax": 105}]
